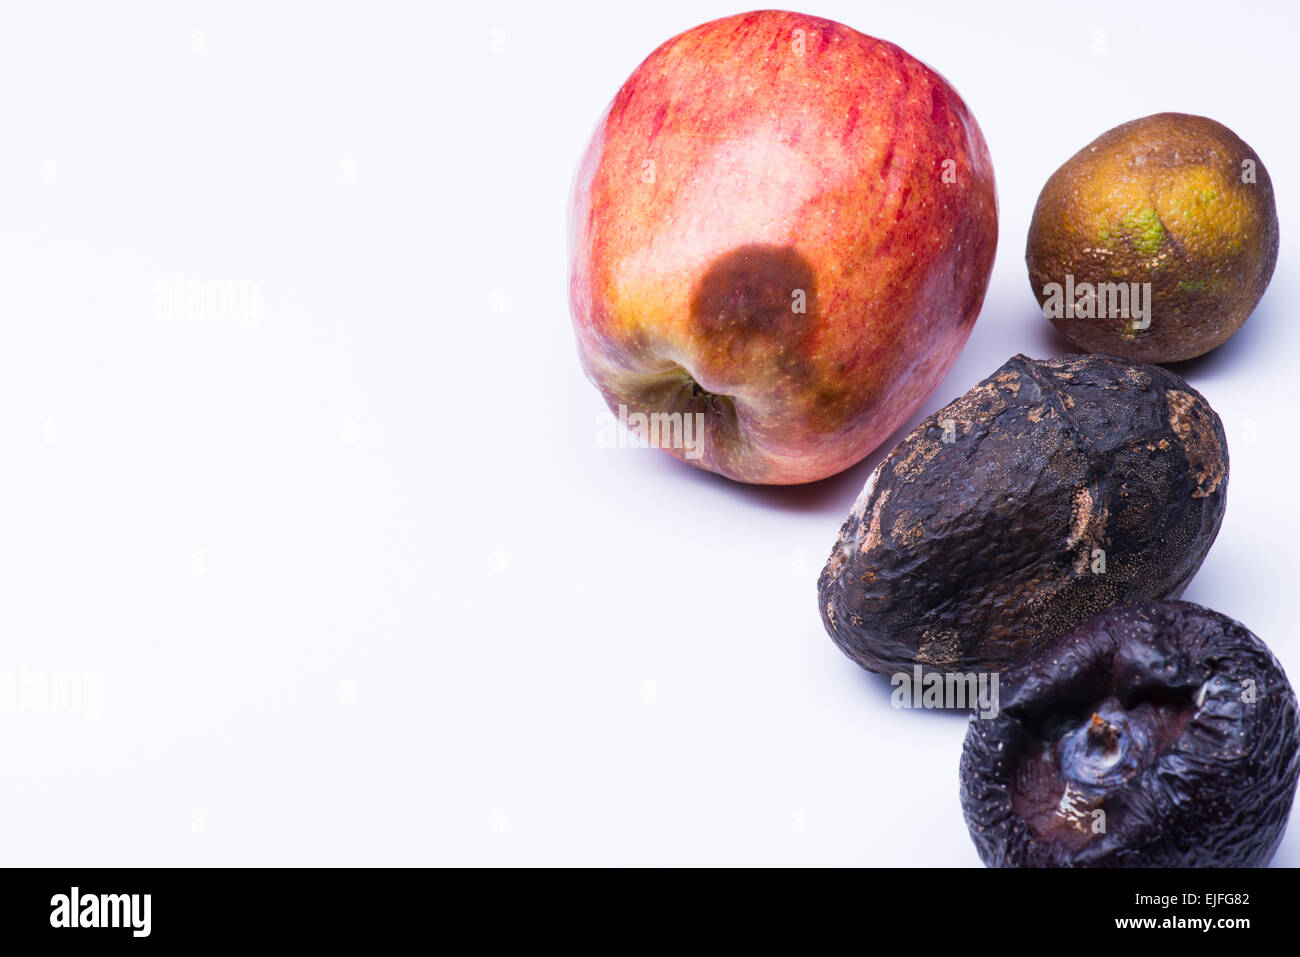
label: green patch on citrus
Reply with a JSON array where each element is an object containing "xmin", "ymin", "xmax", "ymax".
[{"xmin": 1121, "ymin": 208, "xmax": 1165, "ymax": 256}]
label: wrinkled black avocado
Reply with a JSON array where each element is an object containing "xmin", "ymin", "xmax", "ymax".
[
  {"xmin": 819, "ymin": 353, "xmax": 1227, "ymax": 674},
  {"xmin": 960, "ymin": 600, "xmax": 1300, "ymax": 867}
]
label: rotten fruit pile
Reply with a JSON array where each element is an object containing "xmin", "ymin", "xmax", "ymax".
[{"xmin": 567, "ymin": 10, "xmax": 1295, "ymax": 867}]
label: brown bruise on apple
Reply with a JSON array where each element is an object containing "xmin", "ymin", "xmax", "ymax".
[{"xmin": 568, "ymin": 10, "xmax": 998, "ymax": 483}]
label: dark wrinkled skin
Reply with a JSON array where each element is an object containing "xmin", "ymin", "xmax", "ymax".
[
  {"xmin": 818, "ymin": 354, "xmax": 1227, "ymax": 674},
  {"xmin": 960, "ymin": 601, "xmax": 1300, "ymax": 867}
]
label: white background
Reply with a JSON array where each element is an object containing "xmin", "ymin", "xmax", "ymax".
[{"xmin": 0, "ymin": 0, "xmax": 1296, "ymax": 866}]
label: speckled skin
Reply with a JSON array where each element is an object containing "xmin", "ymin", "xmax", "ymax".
[
  {"xmin": 961, "ymin": 601, "xmax": 1300, "ymax": 867},
  {"xmin": 818, "ymin": 354, "xmax": 1227, "ymax": 673},
  {"xmin": 1027, "ymin": 113, "xmax": 1278, "ymax": 363},
  {"xmin": 569, "ymin": 10, "xmax": 997, "ymax": 484}
]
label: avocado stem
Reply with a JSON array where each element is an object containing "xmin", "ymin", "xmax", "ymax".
[{"xmin": 1086, "ymin": 713, "xmax": 1121, "ymax": 753}]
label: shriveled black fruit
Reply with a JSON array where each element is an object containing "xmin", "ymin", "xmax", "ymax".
[
  {"xmin": 960, "ymin": 601, "xmax": 1300, "ymax": 867},
  {"xmin": 818, "ymin": 353, "xmax": 1227, "ymax": 674}
]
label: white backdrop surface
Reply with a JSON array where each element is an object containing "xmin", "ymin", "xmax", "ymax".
[{"xmin": 0, "ymin": 0, "xmax": 1296, "ymax": 865}]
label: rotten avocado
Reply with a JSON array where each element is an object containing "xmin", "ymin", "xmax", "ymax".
[
  {"xmin": 959, "ymin": 600, "xmax": 1300, "ymax": 867},
  {"xmin": 819, "ymin": 353, "xmax": 1227, "ymax": 674}
]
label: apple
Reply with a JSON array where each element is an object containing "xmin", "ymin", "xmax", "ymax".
[{"xmin": 568, "ymin": 10, "xmax": 998, "ymax": 484}]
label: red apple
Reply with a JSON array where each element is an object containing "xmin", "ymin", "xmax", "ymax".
[{"xmin": 569, "ymin": 11, "xmax": 997, "ymax": 484}]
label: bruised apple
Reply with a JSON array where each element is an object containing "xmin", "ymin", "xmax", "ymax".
[{"xmin": 568, "ymin": 10, "xmax": 998, "ymax": 484}]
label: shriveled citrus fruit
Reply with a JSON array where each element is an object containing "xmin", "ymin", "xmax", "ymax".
[{"xmin": 1026, "ymin": 113, "xmax": 1277, "ymax": 362}]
